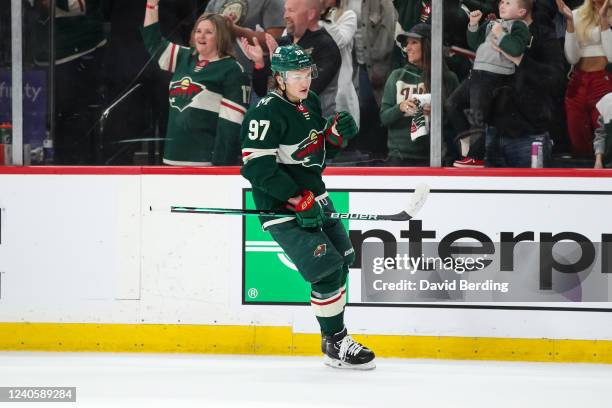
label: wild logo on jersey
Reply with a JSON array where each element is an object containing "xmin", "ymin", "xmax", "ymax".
[
  {"xmin": 291, "ymin": 129, "xmax": 325, "ymax": 167},
  {"xmin": 168, "ymin": 77, "xmax": 205, "ymax": 112}
]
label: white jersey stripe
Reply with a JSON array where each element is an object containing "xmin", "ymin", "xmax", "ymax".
[
  {"xmin": 159, "ymin": 43, "xmax": 183, "ymax": 73},
  {"xmin": 189, "ymin": 87, "xmax": 223, "ymax": 113},
  {"xmin": 219, "ymin": 101, "xmax": 245, "ymax": 125},
  {"xmin": 242, "ymin": 148, "xmax": 277, "ymax": 164},
  {"xmin": 221, "ymin": 98, "xmax": 247, "ymax": 114},
  {"xmin": 242, "ymin": 148, "xmax": 277, "ymax": 153},
  {"xmin": 262, "ymin": 217, "xmax": 295, "ymax": 230}
]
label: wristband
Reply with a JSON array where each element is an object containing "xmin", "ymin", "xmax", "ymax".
[
  {"xmin": 146, "ymin": 3, "xmax": 158, "ymax": 10},
  {"xmin": 254, "ymin": 63, "xmax": 264, "ymax": 70}
]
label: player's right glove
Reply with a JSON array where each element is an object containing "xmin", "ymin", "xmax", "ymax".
[
  {"xmin": 286, "ymin": 190, "xmax": 325, "ymax": 229},
  {"xmin": 324, "ymin": 111, "xmax": 358, "ymax": 148}
]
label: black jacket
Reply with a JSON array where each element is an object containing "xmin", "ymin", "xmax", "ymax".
[
  {"xmin": 491, "ymin": 20, "xmax": 565, "ymax": 137},
  {"xmin": 252, "ymin": 28, "xmax": 341, "ymax": 98}
]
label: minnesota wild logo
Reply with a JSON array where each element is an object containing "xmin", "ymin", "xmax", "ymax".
[
  {"xmin": 168, "ymin": 77, "xmax": 205, "ymax": 112},
  {"xmin": 291, "ymin": 129, "xmax": 325, "ymax": 167},
  {"xmin": 410, "ymin": 106, "xmax": 428, "ymax": 140},
  {"xmin": 314, "ymin": 244, "xmax": 327, "ymax": 258}
]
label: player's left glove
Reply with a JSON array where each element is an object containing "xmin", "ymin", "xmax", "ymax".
[
  {"xmin": 324, "ymin": 111, "xmax": 358, "ymax": 148},
  {"xmin": 286, "ymin": 190, "xmax": 325, "ymax": 229}
]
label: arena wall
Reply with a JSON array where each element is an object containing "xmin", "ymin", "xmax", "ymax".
[{"xmin": 0, "ymin": 167, "xmax": 611, "ymax": 362}]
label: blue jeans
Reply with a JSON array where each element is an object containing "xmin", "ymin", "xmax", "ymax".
[{"xmin": 485, "ymin": 127, "xmax": 552, "ymax": 168}]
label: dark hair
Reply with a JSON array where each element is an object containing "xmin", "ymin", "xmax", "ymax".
[
  {"xmin": 410, "ymin": 36, "xmax": 453, "ymax": 100},
  {"xmin": 417, "ymin": 36, "xmax": 432, "ymax": 93}
]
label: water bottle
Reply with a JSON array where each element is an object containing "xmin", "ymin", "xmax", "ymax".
[
  {"xmin": 0, "ymin": 123, "xmax": 12, "ymax": 165},
  {"xmin": 0, "ymin": 123, "xmax": 11, "ymax": 144},
  {"xmin": 43, "ymin": 132, "xmax": 54, "ymax": 164},
  {"xmin": 531, "ymin": 141, "xmax": 543, "ymax": 168}
]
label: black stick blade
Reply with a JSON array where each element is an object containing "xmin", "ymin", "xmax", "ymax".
[{"xmin": 377, "ymin": 211, "xmax": 412, "ymax": 221}]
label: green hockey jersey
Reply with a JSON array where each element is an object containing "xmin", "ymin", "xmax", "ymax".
[
  {"xmin": 240, "ymin": 90, "xmax": 341, "ymax": 227},
  {"xmin": 142, "ymin": 23, "xmax": 250, "ymax": 165},
  {"xmin": 34, "ymin": 0, "xmax": 106, "ymax": 65}
]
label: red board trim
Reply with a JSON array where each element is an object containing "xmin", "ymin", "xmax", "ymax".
[{"xmin": 0, "ymin": 166, "xmax": 610, "ymax": 178}]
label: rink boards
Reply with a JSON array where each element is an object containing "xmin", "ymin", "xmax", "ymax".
[{"xmin": 0, "ymin": 166, "xmax": 612, "ymax": 362}]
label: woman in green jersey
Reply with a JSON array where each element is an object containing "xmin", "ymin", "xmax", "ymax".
[{"xmin": 143, "ymin": 3, "xmax": 250, "ymax": 165}]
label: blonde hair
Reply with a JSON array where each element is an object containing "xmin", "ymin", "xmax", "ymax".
[
  {"xmin": 332, "ymin": 0, "xmax": 348, "ymax": 21},
  {"xmin": 576, "ymin": 0, "xmax": 612, "ymax": 44},
  {"xmin": 189, "ymin": 13, "xmax": 235, "ymax": 59}
]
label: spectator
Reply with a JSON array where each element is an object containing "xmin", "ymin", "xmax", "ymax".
[
  {"xmin": 320, "ymin": 0, "xmax": 360, "ymax": 127},
  {"xmin": 356, "ymin": 0, "xmax": 396, "ymax": 106},
  {"xmin": 142, "ymin": 6, "xmax": 249, "ymax": 165},
  {"xmin": 33, "ymin": 0, "xmax": 107, "ymax": 164},
  {"xmin": 349, "ymin": 0, "xmax": 396, "ymax": 161},
  {"xmin": 557, "ymin": 0, "xmax": 612, "ymax": 158},
  {"xmin": 484, "ymin": 1, "xmax": 566, "ymax": 167},
  {"xmin": 447, "ymin": 0, "xmax": 533, "ymax": 167},
  {"xmin": 205, "ymin": 0, "xmax": 285, "ymax": 84},
  {"xmin": 446, "ymin": 0, "xmax": 532, "ymax": 168},
  {"xmin": 380, "ymin": 23, "xmax": 459, "ymax": 166},
  {"xmin": 391, "ymin": 0, "xmax": 431, "ymax": 69},
  {"xmin": 248, "ymin": 0, "xmax": 342, "ymax": 117},
  {"xmin": 549, "ymin": 0, "xmax": 581, "ymax": 154},
  {"xmin": 594, "ymin": 92, "xmax": 612, "ymax": 167}
]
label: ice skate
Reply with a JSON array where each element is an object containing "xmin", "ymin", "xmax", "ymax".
[{"xmin": 321, "ymin": 327, "xmax": 376, "ymax": 370}]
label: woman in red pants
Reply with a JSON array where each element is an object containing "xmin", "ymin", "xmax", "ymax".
[{"xmin": 557, "ymin": 0, "xmax": 612, "ymax": 157}]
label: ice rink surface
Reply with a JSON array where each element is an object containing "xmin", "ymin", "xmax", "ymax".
[{"xmin": 0, "ymin": 352, "xmax": 611, "ymax": 407}]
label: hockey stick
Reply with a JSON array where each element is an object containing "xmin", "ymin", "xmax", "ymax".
[{"xmin": 168, "ymin": 183, "xmax": 430, "ymax": 221}]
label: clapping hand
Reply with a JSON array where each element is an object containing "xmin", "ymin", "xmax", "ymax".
[
  {"xmin": 240, "ymin": 36, "xmax": 264, "ymax": 67},
  {"xmin": 264, "ymin": 33, "xmax": 279, "ymax": 53},
  {"xmin": 555, "ymin": 0, "xmax": 573, "ymax": 20}
]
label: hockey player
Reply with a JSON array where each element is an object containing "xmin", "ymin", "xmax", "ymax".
[{"xmin": 240, "ymin": 44, "xmax": 375, "ymax": 370}]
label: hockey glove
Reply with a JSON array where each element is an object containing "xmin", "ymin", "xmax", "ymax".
[
  {"xmin": 324, "ymin": 111, "xmax": 358, "ymax": 148},
  {"xmin": 287, "ymin": 190, "xmax": 325, "ymax": 229}
]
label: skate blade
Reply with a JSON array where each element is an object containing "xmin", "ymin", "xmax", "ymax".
[{"xmin": 323, "ymin": 355, "xmax": 376, "ymax": 370}]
